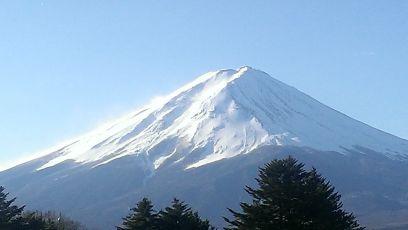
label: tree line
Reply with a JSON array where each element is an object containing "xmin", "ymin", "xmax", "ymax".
[
  {"xmin": 1, "ymin": 156, "xmax": 364, "ymax": 229},
  {"xmin": 118, "ymin": 156, "xmax": 364, "ymax": 230},
  {"xmin": 0, "ymin": 186, "xmax": 84, "ymax": 229}
]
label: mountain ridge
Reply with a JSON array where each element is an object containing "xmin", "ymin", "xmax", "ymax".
[
  {"xmin": 1, "ymin": 67, "xmax": 408, "ymax": 229},
  {"xmin": 5, "ymin": 66, "xmax": 408, "ymax": 172}
]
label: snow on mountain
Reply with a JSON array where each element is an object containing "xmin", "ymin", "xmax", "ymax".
[
  {"xmin": 2, "ymin": 66, "xmax": 408, "ymax": 229},
  {"xmin": 27, "ymin": 66, "xmax": 408, "ymax": 172}
]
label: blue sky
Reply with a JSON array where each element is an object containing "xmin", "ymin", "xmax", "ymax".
[{"xmin": 0, "ymin": 1, "xmax": 407, "ymax": 167}]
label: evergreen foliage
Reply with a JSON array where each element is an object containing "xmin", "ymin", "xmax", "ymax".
[
  {"xmin": 0, "ymin": 185, "xmax": 85, "ymax": 229},
  {"xmin": 224, "ymin": 156, "xmax": 364, "ymax": 230},
  {"xmin": 118, "ymin": 198, "xmax": 213, "ymax": 230},
  {"xmin": 21, "ymin": 211, "xmax": 86, "ymax": 230},
  {"xmin": 19, "ymin": 212, "xmax": 49, "ymax": 229},
  {"xmin": 0, "ymin": 186, "xmax": 25, "ymax": 229},
  {"xmin": 158, "ymin": 198, "xmax": 212, "ymax": 230},
  {"xmin": 118, "ymin": 198, "xmax": 159, "ymax": 230}
]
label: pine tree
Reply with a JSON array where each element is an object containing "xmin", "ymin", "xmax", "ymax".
[
  {"xmin": 33, "ymin": 211, "xmax": 85, "ymax": 230},
  {"xmin": 0, "ymin": 186, "xmax": 25, "ymax": 229},
  {"xmin": 158, "ymin": 198, "xmax": 213, "ymax": 230},
  {"xmin": 0, "ymin": 186, "xmax": 83, "ymax": 229},
  {"xmin": 118, "ymin": 197, "xmax": 159, "ymax": 230},
  {"xmin": 19, "ymin": 212, "xmax": 49, "ymax": 230},
  {"xmin": 224, "ymin": 156, "xmax": 364, "ymax": 230}
]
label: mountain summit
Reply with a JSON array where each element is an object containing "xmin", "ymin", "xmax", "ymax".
[
  {"xmin": 1, "ymin": 67, "xmax": 408, "ymax": 229},
  {"xmin": 31, "ymin": 66, "xmax": 407, "ymax": 171}
]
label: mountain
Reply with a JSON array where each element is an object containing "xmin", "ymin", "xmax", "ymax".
[{"xmin": 1, "ymin": 67, "xmax": 407, "ymax": 229}]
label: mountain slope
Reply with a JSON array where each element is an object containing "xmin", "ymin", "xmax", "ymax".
[
  {"xmin": 1, "ymin": 67, "xmax": 407, "ymax": 229},
  {"xmin": 24, "ymin": 67, "xmax": 408, "ymax": 172}
]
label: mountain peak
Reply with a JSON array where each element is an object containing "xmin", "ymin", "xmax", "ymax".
[
  {"xmin": 237, "ymin": 65, "xmax": 254, "ymax": 72},
  {"xmin": 3, "ymin": 67, "xmax": 408, "ymax": 230},
  {"xmin": 14, "ymin": 67, "xmax": 408, "ymax": 172}
]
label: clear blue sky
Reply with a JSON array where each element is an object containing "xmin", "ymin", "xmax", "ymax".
[{"xmin": 1, "ymin": 1, "xmax": 407, "ymax": 167}]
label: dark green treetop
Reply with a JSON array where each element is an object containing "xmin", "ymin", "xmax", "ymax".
[
  {"xmin": 158, "ymin": 198, "xmax": 213, "ymax": 230},
  {"xmin": 0, "ymin": 186, "xmax": 25, "ymax": 229},
  {"xmin": 224, "ymin": 156, "xmax": 364, "ymax": 230},
  {"xmin": 118, "ymin": 197, "xmax": 159, "ymax": 230}
]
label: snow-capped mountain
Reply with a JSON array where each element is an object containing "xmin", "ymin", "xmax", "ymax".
[
  {"xmin": 1, "ymin": 67, "xmax": 408, "ymax": 229},
  {"xmin": 28, "ymin": 66, "xmax": 408, "ymax": 172}
]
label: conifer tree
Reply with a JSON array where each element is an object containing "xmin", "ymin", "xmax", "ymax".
[
  {"xmin": 158, "ymin": 198, "xmax": 212, "ymax": 230},
  {"xmin": 0, "ymin": 186, "xmax": 25, "ymax": 229},
  {"xmin": 20, "ymin": 212, "xmax": 49, "ymax": 230},
  {"xmin": 118, "ymin": 197, "xmax": 159, "ymax": 230},
  {"xmin": 0, "ymin": 186, "xmax": 83, "ymax": 229},
  {"xmin": 224, "ymin": 156, "xmax": 364, "ymax": 230},
  {"xmin": 28, "ymin": 211, "xmax": 84, "ymax": 230}
]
